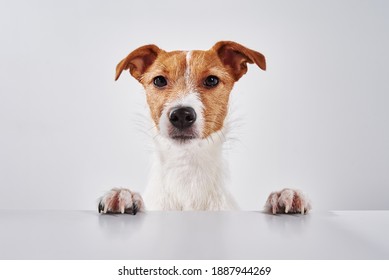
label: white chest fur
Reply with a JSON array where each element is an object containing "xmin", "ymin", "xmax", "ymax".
[{"xmin": 143, "ymin": 132, "xmax": 238, "ymax": 211}]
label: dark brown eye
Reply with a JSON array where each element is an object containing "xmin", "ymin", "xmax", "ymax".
[
  {"xmin": 153, "ymin": 76, "xmax": 167, "ymax": 88},
  {"xmin": 204, "ymin": 75, "xmax": 219, "ymax": 88}
]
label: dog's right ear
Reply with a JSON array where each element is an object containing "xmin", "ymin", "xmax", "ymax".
[{"xmin": 115, "ymin": 44, "xmax": 162, "ymax": 81}]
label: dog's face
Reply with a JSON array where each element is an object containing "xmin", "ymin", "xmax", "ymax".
[{"xmin": 115, "ymin": 41, "xmax": 266, "ymax": 143}]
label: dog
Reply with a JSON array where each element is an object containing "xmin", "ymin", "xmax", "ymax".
[{"xmin": 98, "ymin": 41, "xmax": 311, "ymax": 215}]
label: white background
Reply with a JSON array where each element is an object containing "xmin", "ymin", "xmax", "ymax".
[{"xmin": 0, "ymin": 0, "xmax": 388, "ymax": 211}]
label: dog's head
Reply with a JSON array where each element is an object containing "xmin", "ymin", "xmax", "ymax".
[{"xmin": 115, "ymin": 41, "xmax": 266, "ymax": 143}]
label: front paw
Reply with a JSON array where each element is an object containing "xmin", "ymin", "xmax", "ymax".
[
  {"xmin": 265, "ymin": 188, "xmax": 311, "ymax": 215},
  {"xmin": 98, "ymin": 188, "xmax": 144, "ymax": 214}
]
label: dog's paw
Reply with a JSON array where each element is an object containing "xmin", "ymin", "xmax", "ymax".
[
  {"xmin": 98, "ymin": 188, "xmax": 144, "ymax": 214},
  {"xmin": 265, "ymin": 188, "xmax": 311, "ymax": 215}
]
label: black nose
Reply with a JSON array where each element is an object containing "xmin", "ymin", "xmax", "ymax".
[{"xmin": 169, "ymin": 107, "xmax": 197, "ymax": 130}]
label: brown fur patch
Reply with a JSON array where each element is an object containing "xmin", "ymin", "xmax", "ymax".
[
  {"xmin": 189, "ymin": 50, "xmax": 235, "ymax": 137},
  {"xmin": 141, "ymin": 51, "xmax": 188, "ymax": 127}
]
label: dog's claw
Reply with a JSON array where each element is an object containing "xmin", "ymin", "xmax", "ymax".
[
  {"xmin": 98, "ymin": 202, "xmax": 104, "ymax": 213},
  {"xmin": 265, "ymin": 188, "xmax": 311, "ymax": 215},
  {"xmin": 132, "ymin": 206, "xmax": 137, "ymax": 215}
]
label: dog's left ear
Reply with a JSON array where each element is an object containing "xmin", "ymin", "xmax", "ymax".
[
  {"xmin": 212, "ymin": 41, "xmax": 266, "ymax": 81},
  {"xmin": 115, "ymin": 44, "xmax": 162, "ymax": 81}
]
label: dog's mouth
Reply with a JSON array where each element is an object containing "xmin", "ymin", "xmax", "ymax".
[
  {"xmin": 171, "ymin": 135, "xmax": 196, "ymax": 141},
  {"xmin": 169, "ymin": 129, "xmax": 199, "ymax": 143},
  {"xmin": 172, "ymin": 134, "xmax": 195, "ymax": 139}
]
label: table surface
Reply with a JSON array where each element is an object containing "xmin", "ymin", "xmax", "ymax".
[{"xmin": 0, "ymin": 210, "xmax": 388, "ymax": 259}]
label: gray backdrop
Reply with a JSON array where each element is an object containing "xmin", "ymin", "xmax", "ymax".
[{"xmin": 0, "ymin": 0, "xmax": 388, "ymax": 211}]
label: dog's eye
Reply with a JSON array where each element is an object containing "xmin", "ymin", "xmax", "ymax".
[
  {"xmin": 153, "ymin": 76, "xmax": 167, "ymax": 88},
  {"xmin": 203, "ymin": 75, "xmax": 219, "ymax": 88}
]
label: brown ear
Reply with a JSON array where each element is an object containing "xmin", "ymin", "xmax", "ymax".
[
  {"xmin": 212, "ymin": 41, "xmax": 266, "ymax": 81},
  {"xmin": 115, "ymin": 44, "xmax": 162, "ymax": 81}
]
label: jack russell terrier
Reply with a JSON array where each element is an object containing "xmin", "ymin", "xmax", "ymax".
[{"xmin": 98, "ymin": 41, "xmax": 311, "ymax": 215}]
